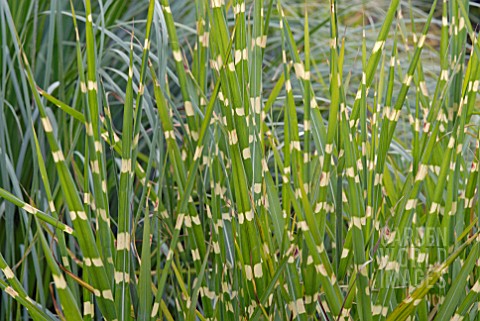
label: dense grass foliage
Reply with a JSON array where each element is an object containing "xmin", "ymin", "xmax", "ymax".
[{"xmin": 1, "ymin": 0, "xmax": 480, "ymax": 320}]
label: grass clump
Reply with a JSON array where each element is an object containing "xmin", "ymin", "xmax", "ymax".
[{"xmin": 1, "ymin": 0, "xmax": 480, "ymax": 320}]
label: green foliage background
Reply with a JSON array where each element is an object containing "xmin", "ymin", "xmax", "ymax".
[{"xmin": 1, "ymin": 0, "xmax": 480, "ymax": 320}]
